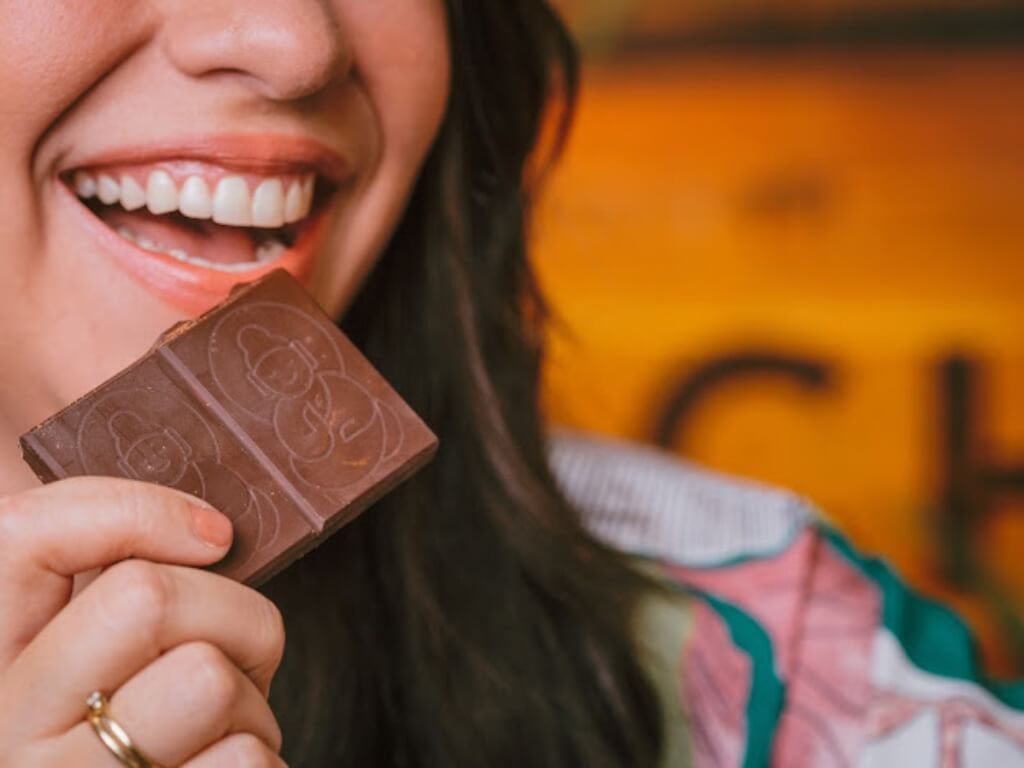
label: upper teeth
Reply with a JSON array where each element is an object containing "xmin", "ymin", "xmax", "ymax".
[{"xmin": 73, "ymin": 170, "xmax": 315, "ymax": 228}]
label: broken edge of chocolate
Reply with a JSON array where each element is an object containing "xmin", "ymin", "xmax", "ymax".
[{"xmin": 20, "ymin": 270, "xmax": 438, "ymax": 585}]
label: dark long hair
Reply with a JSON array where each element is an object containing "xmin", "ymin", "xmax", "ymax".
[{"xmin": 266, "ymin": 2, "xmax": 664, "ymax": 765}]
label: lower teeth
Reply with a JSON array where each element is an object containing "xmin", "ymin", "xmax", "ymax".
[
  {"xmin": 114, "ymin": 225, "xmax": 287, "ymax": 272},
  {"xmin": 254, "ymin": 240, "xmax": 287, "ymax": 262}
]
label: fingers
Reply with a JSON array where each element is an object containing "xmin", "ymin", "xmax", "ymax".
[
  {"xmin": 183, "ymin": 734, "xmax": 288, "ymax": 768},
  {"xmin": 0, "ymin": 477, "xmax": 232, "ymax": 666},
  {"xmin": 52, "ymin": 642, "xmax": 281, "ymax": 768},
  {"xmin": 0, "ymin": 476, "xmax": 232, "ymax": 575},
  {"xmin": 5, "ymin": 562, "xmax": 284, "ymax": 740}
]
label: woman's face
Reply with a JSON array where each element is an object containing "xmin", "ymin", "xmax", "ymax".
[{"xmin": 0, "ymin": 1, "xmax": 449, "ymax": 445}]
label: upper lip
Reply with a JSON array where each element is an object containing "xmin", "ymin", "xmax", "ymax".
[{"xmin": 60, "ymin": 133, "xmax": 349, "ymax": 184}]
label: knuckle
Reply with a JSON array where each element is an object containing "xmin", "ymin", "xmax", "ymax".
[
  {"xmin": 95, "ymin": 560, "xmax": 172, "ymax": 639},
  {"xmin": 225, "ymin": 733, "xmax": 276, "ymax": 767},
  {"xmin": 111, "ymin": 481, "xmax": 163, "ymax": 539},
  {"xmin": 0, "ymin": 491, "xmax": 39, "ymax": 552},
  {"xmin": 186, "ymin": 642, "xmax": 241, "ymax": 712},
  {"xmin": 0, "ymin": 495, "xmax": 21, "ymax": 548}
]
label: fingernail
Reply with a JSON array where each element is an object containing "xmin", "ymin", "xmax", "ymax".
[{"xmin": 189, "ymin": 505, "xmax": 233, "ymax": 548}]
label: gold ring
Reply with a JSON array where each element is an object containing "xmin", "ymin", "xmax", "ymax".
[{"xmin": 86, "ymin": 691, "xmax": 159, "ymax": 768}]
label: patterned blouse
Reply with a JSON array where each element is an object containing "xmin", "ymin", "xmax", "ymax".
[{"xmin": 550, "ymin": 432, "xmax": 1024, "ymax": 768}]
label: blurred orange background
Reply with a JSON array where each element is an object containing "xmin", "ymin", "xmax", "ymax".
[{"xmin": 536, "ymin": 1, "xmax": 1024, "ymax": 675}]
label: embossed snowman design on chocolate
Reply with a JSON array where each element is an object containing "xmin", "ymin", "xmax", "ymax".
[
  {"xmin": 109, "ymin": 413, "xmax": 195, "ymax": 488},
  {"xmin": 107, "ymin": 410, "xmax": 280, "ymax": 566},
  {"xmin": 236, "ymin": 324, "xmax": 395, "ymax": 490}
]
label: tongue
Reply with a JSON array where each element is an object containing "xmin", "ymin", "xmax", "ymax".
[{"xmin": 101, "ymin": 208, "xmax": 257, "ymax": 265}]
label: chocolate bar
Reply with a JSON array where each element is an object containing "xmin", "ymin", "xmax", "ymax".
[{"xmin": 20, "ymin": 270, "xmax": 437, "ymax": 585}]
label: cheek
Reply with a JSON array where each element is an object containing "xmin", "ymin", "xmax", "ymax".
[
  {"xmin": 313, "ymin": 0, "xmax": 450, "ymax": 313},
  {"xmin": 343, "ymin": 0, "xmax": 450, "ymax": 174},
  {"xmin": 382, "ymin": 17, "xmax": 450, "ymax": 165},
  {"xmin": 0, "ymin": 1, "xmax": 154, "ymax": 335},
  {"xmin": 0, "ymin": 3, "xmax": 149, "ymax": 151}
]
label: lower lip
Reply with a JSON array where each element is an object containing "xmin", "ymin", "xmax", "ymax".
[{"xmin": 59, "ymin": 182, "xmax": 332, "ymax": 316}]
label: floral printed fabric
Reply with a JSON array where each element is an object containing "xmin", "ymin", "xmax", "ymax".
[
  {"xmin": 549, "ymin": 432, "xmax": 1024, "ymax": 767},
  {"xmin": 662, "ymin": 525, "xmax": 1024, "ymax": 767}
]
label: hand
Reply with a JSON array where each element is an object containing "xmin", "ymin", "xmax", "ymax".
[{"xmin": 0, "ymin": 477, "xmax": 287, "ymax": 766}]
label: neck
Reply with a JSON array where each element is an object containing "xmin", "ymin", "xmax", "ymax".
[{"xmin": 0, "ymin": 338, "xmax": 64, "ymax": 497}]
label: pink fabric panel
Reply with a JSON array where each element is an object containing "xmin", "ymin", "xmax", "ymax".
[
  {"xmin": 683, "ymin": 599, "xmax": 751, "ymax": 768},
  {"xmin": 669, "ymin": 531, "xmax": 881, "ymax": 767},
  {"xmin": 771, "ymin": 540, "xmax": 879, "ymax": 766},
  {"xmin": 667, "ymin": 530, "xmax": 818, "ymax": 677}
]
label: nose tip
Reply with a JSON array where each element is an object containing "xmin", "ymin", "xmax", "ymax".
[{"xmin": 161, "ymin": 1, "xmax": 351, "ymax": 101}]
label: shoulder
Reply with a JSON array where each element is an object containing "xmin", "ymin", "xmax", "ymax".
[
  {"xmin": 549, "ymin": 431, "xmax": 1024, "ymax": 767},
  {"xmin": 548, "ymin": 429, "xmax": 816, "ymax": 567},
  {"xmin": 550, "ymin": 431, "xmax": 812, "ymax": 765}
]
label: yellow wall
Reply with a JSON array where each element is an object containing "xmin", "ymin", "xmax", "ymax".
[{"xmin": 534, "ymin": 50, "xmax": 1024, "ymax": 675}]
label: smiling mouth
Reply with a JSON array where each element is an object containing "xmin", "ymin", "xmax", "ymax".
[{"xmin": 65, "ymin": 161, "xmax": 334, "ymax": 273}]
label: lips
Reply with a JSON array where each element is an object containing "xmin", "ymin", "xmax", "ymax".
[{"xmin": 60, "ymin": 135, "xmax": 346, "ymax": 316}]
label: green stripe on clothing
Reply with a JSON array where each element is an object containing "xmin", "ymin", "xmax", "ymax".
[
  {"xmin": 824, "ymin": 527, "xmax": 1024, "ymax": 710},
  {"xmin": 699, "ymin": 593, "xmax": 784, "ymax": 768}
]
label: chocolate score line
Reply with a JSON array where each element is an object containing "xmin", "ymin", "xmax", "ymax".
[
  {"xmin": 18, "ymin": 269, "xmax": 440, "ymax": 586},
  {"xmin": 156, "ymin": 345, "xmax": 324, "ymax": 532}
]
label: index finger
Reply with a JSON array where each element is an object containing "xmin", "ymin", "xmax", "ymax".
[
  {"xmin": 0, "ymin": 476, "xmax": 232, "ymax": 665},
  {"xmin": 0, "ymin": 476, "xmax": 233, "ymax": 575}
]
